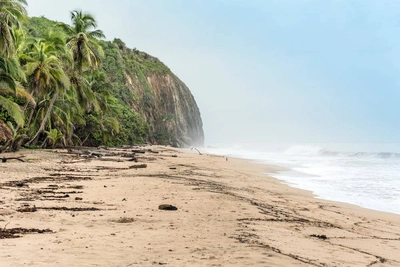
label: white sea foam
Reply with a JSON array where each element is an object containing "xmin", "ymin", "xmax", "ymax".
[{"xmin": 202, "ymin": 143, "xmax": 400, "ymax": 215}]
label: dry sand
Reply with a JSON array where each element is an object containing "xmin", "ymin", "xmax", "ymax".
[{"xmin": 1, "ymin": 146, "xmax": 400, "ymax": 267}]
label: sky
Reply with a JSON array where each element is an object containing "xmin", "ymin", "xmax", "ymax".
[{"xmin": 26, "ymin": 0, "xmax": 400, "ymax": 145}]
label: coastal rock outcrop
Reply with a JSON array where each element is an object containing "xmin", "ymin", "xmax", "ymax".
[{"xmin": 101, "ymin": 40, "xmax": 204, "ymax": 147}]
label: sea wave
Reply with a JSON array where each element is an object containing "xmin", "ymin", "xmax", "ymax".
[
  {"xmin": 283, "ymin": 145, "xmax": 400, "ymax": 159},
  {"xmin": 204, "ymin": 143, "xmax": 400, "ymax": 214}
]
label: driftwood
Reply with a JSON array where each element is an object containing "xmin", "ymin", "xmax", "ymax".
[
  {"xmin": 131, "ymin": 149, "xmax": 145, "ymax": 154},
  {"xmin": 98, "ymin": 158, "xmax": 124, "ymax": 162},
  {"xmin": 66, "ymin": 149, "xmax": 112, "ymax": 158},
  {"xmin": 129, "ymin": 164, "xmax": 147, "ymax": 169},
  {"xmin": 127, "ymin": 157, "xmax": 138, "ymax": 162},
  {"xmin": 158, "ymin": 204, "xmax": 178, "ymax": 211},
  {"xmin": 67, "ymin": 148, "xmax": 91, "ymax": 155},
  {"xmin": 65, "ymin": 148, "xmax": 142, "ymax": 164},
  {"xmin": 66, "ymin": 146, "xmax": 97, "ymax": 151},
  {"xmin": 0, "ymin": 154, "xmax": 25, "ymax": 163},
  {"xmin": 95, "ymin": 166, "xmax": 128, "ymax": 171},
  {"xmin": 120, "ymin": 153, "xmax": 136, "ymax": 158},
  {"xmin": 120, "ymin": 145, "xmax": 134, "ymax": 149},
  {"xmin": 190, "ymin": 147, "xmax": 202, "ymax": 155}
]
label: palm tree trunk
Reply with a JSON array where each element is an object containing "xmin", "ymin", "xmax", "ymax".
[
  {"xmin": 26, "ymin": 107, "xmax": 35, "ymax": 127},
  {"xmin": 26, "ymin": 92, "xmax": 58, "ymax": 146}
]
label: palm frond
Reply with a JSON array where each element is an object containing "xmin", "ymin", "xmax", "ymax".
[{"xmin": 0, "ymin": 95, "xmax": 24, "ymax": 125}]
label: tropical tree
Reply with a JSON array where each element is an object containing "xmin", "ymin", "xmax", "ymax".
[
  {"xmin": 23, "ymin": 38, "xmax": 70, "ymax": 145},
  {"xmin": 0, "ymin": 0, "xmax": 27, "ymax": 58},
  {"xmin": 42, "ymin": 128, "xmax": 64, "ymax": 148},
  {"xmin": 0, "ymin": 0, "xmax": 27, "ymax": 127},
  {"xmin": 0, "ymin": 66, "xmax": 23, "ymax": 125},
  {"xmin": 47, "ymin": 90, "xmax": 85, "ymax": 146},
  {"xmin": 87, "ymin": 70, "xmax": 113, "ymax": 112},
  {"xmin": 23, "ymin": 38, "xmax": 69, "ymax": 96},
  {"xmin": 57, "ymin": 10, "xmax": 105, "ymax": 74},
  {"xmin": 0, "ymin": 55, "xmax": 32, "ymax": 126},
  {"xmin": 78, "ymin": 70, "xmax": 120, "ymax": 146}
]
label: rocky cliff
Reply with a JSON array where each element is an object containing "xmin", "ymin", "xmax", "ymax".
[{"xmin": 100, "ymin": 39, "xmax": 204, "ymax": 147}]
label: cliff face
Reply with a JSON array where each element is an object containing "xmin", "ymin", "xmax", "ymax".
[
  {"xmin": 132, "ymin": 73, "xmax": 204, "ymax": 147},
  {"xmin": 101, "ymin": 39, "xmax": 204, "ymax": 147}
]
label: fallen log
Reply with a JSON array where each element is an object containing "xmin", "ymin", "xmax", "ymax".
[
  {"xmin": 131, "ymin": 149, "xmax": 146, "ymax": 154},
  {"xmin": 98, "ymin": 158, "xmax": 124, "ymax": 162},
  {"xmin": 0, "ymin": 154, "xmax": 25, "ymax": 163},
  {"xmin": 120, "ymin": 153, "xmax": 136, "ymax": 158},
  {"xmin": 67, "ymin": 149, "xmax": 91, "ymax": 155},
  {"xmin": 95, "ymin": 166, "xmax": 129, "ymax": 170},
  {"xmin": 120, "ymin": 145, "xmax": 133, "ymax": 149},
  {"xmin": 129, "ymin": 164, "xmax": 147, "ymax": 169},
  {"xmin": 127, "ymin": 157, "xmax": 138, "ymax": 162}
]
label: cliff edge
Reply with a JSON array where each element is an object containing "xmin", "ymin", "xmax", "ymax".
[{"xmin": 101, "ymin": 39, "xmax": 204, "ymax": 147}]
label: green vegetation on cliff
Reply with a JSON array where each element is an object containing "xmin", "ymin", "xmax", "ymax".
[{"xmin": 0, "ymin": 1, "xmax": 203, "ymax": 151}]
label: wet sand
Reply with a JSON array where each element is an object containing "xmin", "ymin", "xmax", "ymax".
[{"xmin": 1, "ymin": 146, "xmax": 400, "ymax": 266}]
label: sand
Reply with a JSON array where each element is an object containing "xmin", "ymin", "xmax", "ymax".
[{"xmin": 1, "ymin": 146, "xmax": 400, "ymax": 267}]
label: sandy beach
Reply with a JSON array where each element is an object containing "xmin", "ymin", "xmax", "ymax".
[{"xmin": 1, "ymin": 146, "xmax": 400, "ymax": 266}]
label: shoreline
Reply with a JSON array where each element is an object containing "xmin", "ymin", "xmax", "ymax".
[
  {"xmin": 206, "ymin": 147, "xmax": 400, "ymax": 216},
  {"xmin": 259, "ymin": 161, "xmax": 400, "ymax": 217},
  {"xmin": 1, "ymin": 146, "xmax": 400, "ymax": 266}
]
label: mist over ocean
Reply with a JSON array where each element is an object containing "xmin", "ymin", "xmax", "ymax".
[{"xmin": 203, "ymin": 143, "xmax": 400, "ymax": 215}]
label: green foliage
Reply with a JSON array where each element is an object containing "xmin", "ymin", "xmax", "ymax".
[
  {"xmin": 76, "ymin": 102, "xmax": 148, "ymax": 147},
  {"xmin": 0, "ymin": 0, "xmax": 28, "ymax": 58},
  {"xmin": 134, "ymin": 52, "xmax": 171, "ymax": 76},
  {"xmin": 116, "ymin": 105, "xmax": 149, "ymax": 145},
  {"xmin": 154, "ymin": 130, "xmax": 174, "ymax": 145},
  {"xmin": 0, "ymin": 95, "xmax": 24, "ymax": 125},
  {"xmin": 23, "ymin": 17, "xmax": 66, "ymax": 38},
  {"xmin": 43, "ymin": 128, "xmax": 64, "ymax": 148},
  {"xmin": 1, "ymin": 12, "xmax": 182, "ymax": 148}
]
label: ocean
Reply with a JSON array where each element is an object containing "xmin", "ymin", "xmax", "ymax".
[{"xmin": 202, "ymin": 143, "xmax": 400, "ymax": 215}]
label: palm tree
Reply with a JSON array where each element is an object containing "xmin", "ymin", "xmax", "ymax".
[
  {"xmin": 0, "ymin": 55, "xmax": 32, "ymax": 126},
  {"xmin": 0, "ymin": 0, "xmax": 27, "ymax": 58},
  {"xmin": 0, "ymin": 1, "xmax": 28, "ymax": 127},
  {"xmin": 80, "ymin": 70, "xmax": 120, "ymax": 146},
  {"xmin": 57, "ymin": 10, "xmax": 105, "ymax": 74},
  {"xmin": 0, "ymin": 70, "xmax": 24, "ymax": 125},
  {"xmin": 23, "ymin": 39, "xmax": 70, "ymax": 145},
  {"xmin": 87, "ymin": 70, "xmax": 113, "ymax": 112},
  {"xmin": 24, "ymin": 40, "xmax": 68, "ymax": 97},
  {"xmin": 51, "ymin": 94, "xmax": 84, "ymax": 146}
]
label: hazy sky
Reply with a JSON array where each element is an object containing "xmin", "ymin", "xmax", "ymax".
[{"xmin": 27, "ymin": 0, "xmax": 400, "ymax": 145}]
